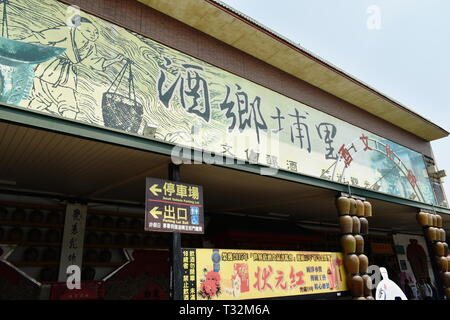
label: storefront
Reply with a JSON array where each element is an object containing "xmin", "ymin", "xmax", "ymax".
[{"xmin": 0, "ymin": 0, "xmax": 449, "ymax": 300}]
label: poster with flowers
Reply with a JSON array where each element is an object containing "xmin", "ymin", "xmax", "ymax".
[{"xmin": 182, "ymin": 248, "xmax": 347, "ymax": 300}]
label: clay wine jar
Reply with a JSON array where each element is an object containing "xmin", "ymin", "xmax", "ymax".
[
  {"xmin": 436, "ymin": 214, "xmax": 442, "ymax": 228},
  {"xmin": 28, "ymin": 210, "xmax": 44, "ymax": 223},
  {"xmin": 426, "ymin": 227, "xmax": 437, "ymax": 241},
  {"xmin": 437, "ymin": 256, "xmax": 448, "ymax": 272},
  {"xmin": 345, "ymin": 254, "xmax": 360, "ymax": 274},
  {"xmin": 355, "ymin": 200, "xmax": 365, "ymax": 217},
  {"xmin": 446, "ymin": 287, "xmax": 450, "ymax": 300},
  {"xmin": 46, "ymin": 211, "xmax": 63, "ymax": 225},
  {"xmin": 416, "ymin": 212, "xmax": 429, "ymax": 226},
  {"xmin": 114, "ymin": 234, "xmax": 127, "ymax": 245},
  {"xmin": 365, "ymin": 295, "xmax": 375, "ymax": 300},
  {"xmin": 0, "ymin": 227, "xmax": 4, "ymax": 241},
  {"xmin": 42, "ymin": 248, "xmax": 58, "ymax": 261},
  {"xmin": 363, "ymin": 201, "xmax": 372, "ymax": 217},
  {"xmin": 8, "ymin": 227, "xmax": 24, "ymax": 242},
  {"xmin": 360, "ymin": 217, "xmax": 369, "ymax": 235},
  {"xmin": 87, "ymin": 215, "xmax": 101, "ymax": 227},
  {"xmin": 362, "ymin": 274, "xmax": 372, "ymax": 296},
  {"xmin": 350, "ymin": 275, "xmax": 364, "ymax": 297},
  {"xmin": 23, "ymin": 247, "xmax": 39, "ymax": 261},
  {"xmin": 100, "ymin": 232, "xmax": 113, "ymax": 245},
  {"xmin": 427, "ymin": 214, "xmax": 434, "ymax": 227},
  {"xmin": 86, "ymin": 232, "xmax": 99, "ymax": 244},
  {"xmin": 443, "ymin": 242, "xmax": 449, "ymax": 256},
  {"xmin": 337, "ymin": 197, "xmax": 350, "ymax": 215},
  {"xmin": 435, "ymin": 242, "xmax": 445, "ymax": 256},
  {"xmin": 128, "ymin": 234, "xmax": 142, "ymax": 246},
  {"xmin": 341, "ymin": 235, "xmax": 356, "ymax": 254},
  {"xmin": 116, "ymin": 217, "xmax": 128, "ymax": 229},
  {"xmin": 358, "ymin": 254, "xmax": 369, "ymax": 274},
  {"xmin": 353, "ymin": 296, "xmax": 366, "ymax": 300},
  {"xmin": 438, "ymin": 228, "xmax": 446, "ymax": 242},
  {"xmin": 82, "ymin": 266, "xmax": 96, "ymax": 281},
  {"xmin": 0, "ymin": 206, "xmax": 8, "ymax": 221},
  {"xmin": 431, "ymin": 215, "xmax": 438, "ymax": 227},
  {"xmin": 27, "ymin": 228, "xmax": 42, "ymax": 242},
  {"xmin": 442, "ymin": 272, "xmax": 450, "ymax": 287},
  {"xmin": 99, "ymin": 249, "xmax": 112, "ymax": 262},
  {"xmin": 339, "ymin": 215, "xmax": 353, "ymax": 234},
  {"xmin": 11, "ymin": 208, "xmax": 27, "ymax": 222},
  {"xmin": 352, "ymin": 216, "xmax": 361, "ymax": 234},
  {"xmin": 102, "ymin": 216, "xmax": 114, "ymax": 228},
  {"xmin": 45, "ymin": 230, "xmax": 61, "ymax": 243},
  {"xmin": 349, "ymin": 198, "xmax": 357, "ymax": 216},
  {"xmin": 355, "ymin": 235, "xmax": 364, "ymax": 254}
]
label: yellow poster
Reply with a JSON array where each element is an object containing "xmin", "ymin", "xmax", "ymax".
[{"xmin": 182, "ymin": 248, "xmax": 347, "ymax": 300}]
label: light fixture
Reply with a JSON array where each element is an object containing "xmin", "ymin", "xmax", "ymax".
[{"xmin": 143, "ymin": 124, "xmax": 157, "ymax": 138}]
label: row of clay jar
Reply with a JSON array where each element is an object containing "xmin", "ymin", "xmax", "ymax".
[
  {"xmin": 416, "ymin": 211, "xmax": 443, "ymax": 228},
  {"xmin": 336, "ymin": 196, "xmax": 372, "ymax": 217},
  {"xmin": 346, "ymin": 273, "xmax": 374, "ymax": 300},
  {"xmin": 432, "ymin": 240, "xmax": 450, "ymax": 299},
  {"xmin": 339, "ymin": 215, "xmax": 369, "ymax": 235},
  {"xmin": 425, "ymin": 227, "xmax": 446, "ymax": 242}
]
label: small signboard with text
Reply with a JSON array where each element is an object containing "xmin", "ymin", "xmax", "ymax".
[{"xmin": 145, "ymin": 177, "xmax": 204, "ymax": 234}]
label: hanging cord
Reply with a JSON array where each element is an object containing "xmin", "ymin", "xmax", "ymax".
[
  {"xmin": 347, "ymin": 182, "xmax": 352, "ymax": 198},
  {"xmin": 2, "ymin": 0, "xmax": 9, "ymax": 38},
  {"xmin": 107, "ymin": 59, "xmax": 129, "ymax": 94}
]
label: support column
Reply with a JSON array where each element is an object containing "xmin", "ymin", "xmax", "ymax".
[
  {"xmin": 336, "ymin": 193, "xmax": 374, "ymax": 300},
  {"xmin": 416, "ymin": 211, "xmax": 449, "ymax": 299},
  {"xmin": 169, "ymin": 163, "xmax": 183, "ymax": 300}
]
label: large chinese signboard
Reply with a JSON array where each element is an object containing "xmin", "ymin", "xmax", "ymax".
[
  {"xmin": 145, "ymin": 178, "xmax": 204, "ymax": 234},
  {"xmin": 182, "ymin": 248, "xmax": 347, "ymax": 300},
  {"xmin": 0, "ymin": 0, "xmax": 440, "ymax": 206}
]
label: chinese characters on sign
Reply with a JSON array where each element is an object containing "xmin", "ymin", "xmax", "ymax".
[
  {"xmin": 145, "ymin": 178, "xmax": 204, "ymax": 234},
  {"xmin": 182, "ymin": 249, "xmax": 347, "ymax": 300},
  {"xmin": 58, "ymin": 204, "xmax": 87, "ymax": 282}
]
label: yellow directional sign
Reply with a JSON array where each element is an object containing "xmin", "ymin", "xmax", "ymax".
[
  {"xmin": 149, "ymin": 184, "xmax": 162, "ymax": 196},
  {"xmin": 149, "ymin": 207, "xmax": 163, "ymax": 219}
]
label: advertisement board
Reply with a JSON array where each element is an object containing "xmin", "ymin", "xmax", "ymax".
[
  {"xmin": 182, "ymin": 248, "xmax": 347, "ymax": 300},
  {"xmin": 0, "ymin": 0, "xmax": 437, "ymax": 205}
]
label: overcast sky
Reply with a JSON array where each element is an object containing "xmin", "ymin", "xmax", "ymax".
[{"xmin": 221, "ymin": 0, "xmax": 450, "ymax": 203}]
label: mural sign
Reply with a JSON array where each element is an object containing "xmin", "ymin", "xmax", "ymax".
[
  {"xmin": 145, "ymin": 178, "xmax": 204, "ymax": 234},
  {"xmin": 0, "ymin": 0, "xmax": 438, "ymax": 205},
  {"xmin": 181, "ymin": 248, "xmax": 347, "ymax": 300}
]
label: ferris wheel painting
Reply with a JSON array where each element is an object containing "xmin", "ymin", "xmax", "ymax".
[{"xmin": 320, "ymin": 132, "xmax": 436, "ymax": 205}]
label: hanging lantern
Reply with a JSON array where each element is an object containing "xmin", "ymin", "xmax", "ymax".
[
  {"xmin": 350, "ymin": 275, "xmax": 364, "ymax": 297},
  {"xmin": 363, "ymin": 201, "xmax": 372, "ymax": 217},
  {"xmin": 355, "ymin": 235, "xmax": 364, "ymax": 254},
  {"xmin": 345, "ymin": 254, "xmax": 360, "ymax": 274},
  {"xmin": 339, "ymin": 215, "xmax": 353, "ymax": 234},
  {"xmin": 341, "ymin": 235, "xmax": 356, "ymax": 254},
  {"xmin": 349, "ymin": 198, "xmax": 357, "ymax": 216},
  {"xmin": 360, "ymin": 217, "xmax": 369, "ymax": 235},
  {"xmin": 416, "ymin": 212, "xmax": 429, "ymax": 226},
  {"xmin": 355, "ymin": 200, "xmax": 365, "ymax": 217},
  {"xmin": 337, "ymin": 196, "xmax": 351, "ymax": 215}
]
